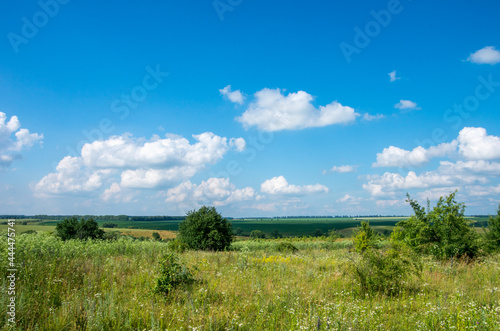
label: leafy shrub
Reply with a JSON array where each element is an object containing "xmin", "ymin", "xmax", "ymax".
[
  {"xmin": 327, "ymin": 229, "xmax": 342, "ymax": 241},
  {"xmin": 178, "ymin": 206, "xmax": 233, "ymax": 251},
  {"xmin": 154, "ymin": 253, "xmax": 195, "ymax": 295},
  {"xmin": 276, "ymin": 242, "xmax": 298, "ymax": 253},
  {"xmin": 312, "ymin": 229, "xmax": 323, "ymax": 237},
  {"xmin": 350, "ymin": 246, "xmax": 421, "ymax": 296},
  {"xmin": 396, "ymin": 192, "xmax": 480, "ymax": 259},
  {"xmin": 270, "ymin": 230, "xmax": 283, "ymax": 238},
  {"xmin": 485, "ymin": 204, "xmax": 500, "ymax": 252},
  {"xmin": 167, "ymin": 238, "xmax": 189, "ymax": 253},
  {"xmin": 250, "ymin": 230, "xmax": 266, "ymax": 239},
  {"xmin": 103, "ymin": 231, "xmax": 122, "ymax": 241},
  {"xmin": 102, "ymin": 222, "xmax": 118, "ymax": 228},
  {"xmin": 352, "ymin": 221, "xmax": 378, "ymax": 252},
  {"xmin": 152, "ymin": 232, "xmax": 161, "ymax": 241},
  {"xmin": 55, "ymin": 217, "xmax": 104, "ymax": 241}
]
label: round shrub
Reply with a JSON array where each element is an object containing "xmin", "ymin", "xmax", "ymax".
[{"xmin": 178, "ymin": 206, "xmax": 233, "ymax": 251}]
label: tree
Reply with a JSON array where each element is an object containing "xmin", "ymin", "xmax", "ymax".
[
  {"xmin": 485, "ymin": 203, "xmax": 500, "ymax": 251},
  {"xmin": 396, "ymin": 192, "xmax": 480, "ymax": 259},
  {"xmin": 56, "ymin": 217, "xmax": 104, "ymax": 241},
  {"xmin": 102, "ymin": 222, "xmax": 118, "ymax": 228},
  {"xmin": 178, "ymin": 206, "xmax": 233, "ymax": 251},
  {"xmin": 152, "ymin": 232, "xmax": 161, "ymax": 241},
  {"xmin": 250, "ymin": 230, "xmax": 266, "ymax": 239}
]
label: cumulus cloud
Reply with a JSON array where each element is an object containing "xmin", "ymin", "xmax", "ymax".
[
  {"xmin": 236, "ymin": 88, "xmax": 359, "ymax": 131},
  {"xmin": 166, "ymin": 178, "xmax": 255, "ymax": 207},
  {"xmin": 388, "ymin": 70, "xmax": 400, "ymax": 82},
  {"xmin": 260, "ymin": 176, "xmax": 329, "ymax": 195},
  {"xmin": 0, "ymin": 112, "xmax": 43, "ymax": 169},
  {"xmin": 373, "ymin": 141, "xmax": 457, "ymax": 168},
  {"xmin": 457, "ymin": 127, "xmax": 500, "ymax": 160},
  {"xmin": 35, "ymin": 132, "xmax": 245, "ymax": 195},
  {"xmin": 394, "ymin": 99, "xmax": 421, "ymax": 112},
  {"xmin": 219, "ymin": 85, "xmax": 244, "ymax": 105},
  {"xmin": 363, "ymin": 170, "xmax": 486, "ymax": 197},
  {"xmin": 467, "ymin": 46, "xmax": 500, "ymax": 65},
  {"xmin": 81, "ymin": 132, "xmax": 243, "ymax": 169},
  {"xmin": 34, "ymin": 156, "xmax": 111, "ymax": 196}
]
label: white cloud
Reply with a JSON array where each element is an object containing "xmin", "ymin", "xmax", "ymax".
[
  {"xmin": 467, "ymin": 46, "xmax": 500, "ymax": 65},
  {"xmin": 439, "ymin": 160, "xmax": 500, "ymax": 176},
  {"xmin": 363, "ymin": 113, "xmax": 385, "ymax": 121},
  {"xmin": 236, "ymin": 88, "xmax": 359, "ymax": 131},
  {"xmin": 328, "ymin": 165, "xmax": 356, "ymax": 173},
  {"xmin": 219, "ymin": 85, "xmax": 244, "ymax": 105},
  {"xmin": 81, "ymin": 132, "xmax": 243, "ymax": 169},
  {"xmin": 388, "ymin": 70, "xmax": 400, "ymax": 82},
  {"xmin": 457, "ymin": 127, "xmax": 500, "ymax": 160},
  {"xmin": 260, "ymin": 176, "xmax": 329, "ymax": 195},
  {"xmin": 34, "ymin": 156, "xmax": 110, "ymax": 195},
  {"xmin": 336, "ymin": 194, "xmax": 362, "ymax": 204},
  {"xmin": 101, "ymin": 183, "xmax": 137, "ymax": 203},
  {"xmin": 35, "ymin": 132, "xmax": 245, "ymax": 195},
  {"xmin": 120, "ymin": 166, "xmax": 199, "ymax": 189},
  {"xmin": 374, "ymin": 127, "xmax": 500, "ymax": 169},
  {"xmin": 373, "ymin": 141, "xmax": 457, "ymax": 168},
  {"xmin": 466, "ymin": 184, "xmax": 500, "ymax": 197},
  {"xmin": 376, "ymin": 199, "xmax": 404, "ymax": 208},
  {"xmin": 394, "ymin": 99, "xmax": 421, "ymax": 111},
  {"xmin": 0, "ymin": 112, "xmax": 43, "ymax": 169},
  {"xmin": 166, "ymin": 178, "xmax": 255, "ymax": 206},
  {"xmin": 363, "ymin": 170, "xmax": 486, "ymax": 197}
]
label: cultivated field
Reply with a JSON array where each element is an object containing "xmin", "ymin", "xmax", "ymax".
[{"xmin": 1, "ymin": 232, "xmax": 499, "ymax": 330}]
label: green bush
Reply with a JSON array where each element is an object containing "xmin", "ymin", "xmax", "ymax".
[
  {"xmin": 485, "ymin": 204, "xmax": 500, "ymax": 252},
  {"xmin": 350, "ymin": 246, "xmax": 421, "ymax": 296},
  {"xmin": 152, "ymin": 232, "xmax": 161, "ymax": 241},
  {"xmin": 178, "ymin": 206, "xmax": 233, "ymax": 251},
  {"xmin": 396, "ymin": 192, "xmax": 480, "ymax": 259},
  {"xmin": 352, "ymin": 221, "xmax": 378, "ymax": 252},
  {"xmin": 276, "ymin": 242, "xmax": 298, "ymax": 253},
  {"xmin": 154, "ymin": 253, "xmax": 195, "ymax": 295},
  {"xmin": 55, "ymin": 217, "xmax": 104, "ymax": 241},
  {"xmin": 102, "ymin": 222, "xmax": 118, "ymax": 228},
  {"xmin": 312, "ymin": 229, "xmax": 323, "ymax": 237},
  {"xmin": 250, "ymin": 230, "xmax": 266, "ymax": 239},
  {"xmin": 167, "ymin": 238, "xmax": 189, "ymax": 253},
  {"xmin": 270, "ymin": 230, "xmax": 283, "ymax": 238}
]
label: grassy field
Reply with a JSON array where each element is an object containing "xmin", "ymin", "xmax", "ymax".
[{"xmin": 1, "ymin": 232, "xmax": 499, "ymax": 330}]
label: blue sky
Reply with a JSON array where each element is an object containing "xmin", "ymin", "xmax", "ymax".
[{"xmin": 1, "ymin": 0, "xmax": 500, "ymax": 216}]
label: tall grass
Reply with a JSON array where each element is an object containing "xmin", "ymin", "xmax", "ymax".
[{"xmin": 1, "ymin": 232, "xmax": 499, "ymax": 330}]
